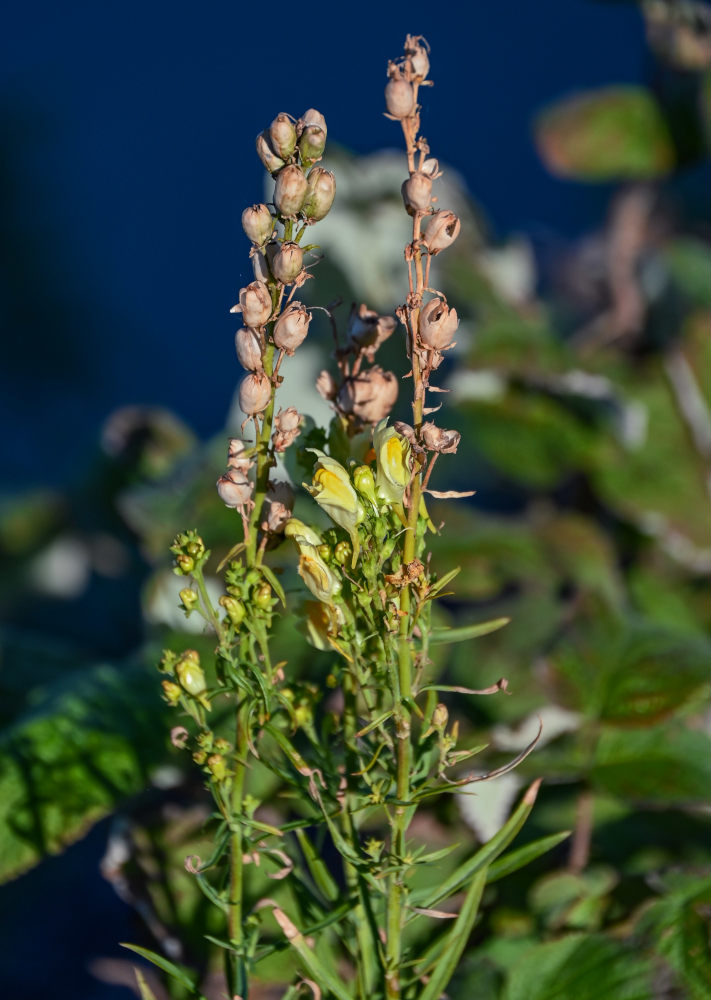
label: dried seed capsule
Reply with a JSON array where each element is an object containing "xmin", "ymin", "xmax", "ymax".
[
  {"xmin": 423, "ymin": 210, "xmax": 461, "ymax": 254},
  {"xmin": 235, "ymin": 327, "xmax": 263, "ymax": 372},
  {"xmin": 256, "ymin": 131, "xmax": 285, "ymax": 174},
  {"xmin": 347, "ymin": 303, "xmax": 397, "ymax": 360},
  {"xmin": 235, "ymin": 280, "xmax": 272, "ymax": 327},
  {"xmin": 405, "ymin": 34, "xmax": 430, "ymax": 80},
  {"xmin": 385, "ymin": 78, "xmax": 415, "ymax": 118},
  {"xmin": 316, "ymin": 369, "xmax": 338, "ymax": 401},
  {"xmin": 274, "ymin": 164, "xmax": 308, "ymax": 218},
  {"xmin": 299, "ymin": 125, "xmax": 326, "ymax": 164},
  {"xmin": 338, "ymin": 366, "xmax": 399, "ymax": 424},
  {"xmin": 272, "ymin": 406, "xmax": 302, "ymax": 451},
  {"xmin": 227, "ymin": 438, "xmax": 253, "ymax": 473},
  {"xmin": 271, "ymin": 242, "xmax": 304, "ymax": 285},
  {"xmin": 302, "ymin": 166, "xmax": 336, "ymax": 222},
  {"xmin": 238, "ymin": 371, "xmax": 272, "ymax": 415},
  {"xmin": 419, "ymin": 297, "xmax": 459, "ymax": 350},
  {"xmin": 263, "ymin": 480, "xmax": 295, "ymax": 532},
  {"xmin": 273, "ymin": 302, "xmax": 311, "ymax": 354},
  {"xmin": 217, "ymin": 468, "xmax": 254, "ymax": 508},
  {"xmin": 421, "ymin": 421, "xmax": 461, "ymax": 454},
  {"xmin": 269, "ymin": 112, "xmax": 297, "ymax": 160},
  {"xmin": 401, "ymin": 171, "xmax": 432, "ymax": 215},
  {"xmin": 242, "ymin": 203, "xmax": 273, "ymax": 245},
  {"xmin": 252, "ymin": 250, "xmax": 270, "ymax": 282},
  {"xmin": 297, "ymin": 108, "xmax": 327, "ymax": 138}
]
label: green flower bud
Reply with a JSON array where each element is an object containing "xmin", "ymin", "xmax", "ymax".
[
  {"xmin": 317, "ymin": 543, "xmax": 332, "ymax": 562},
  {"xmin": 299, "ymin": 124, "xmax": 326, "ymax": 165},
  {"xmin": 192, "ymin": 749, "xmax": 207, "ymax": 765},
  {"xmin": 175, "ymin": 652, "xmax": 211, "ymax": 709},
  {"xmin": 334, "ymin": 541, "xmax": 352, "ymax": 566},
  {"xmin": 161, "ymin": 680, "xmax": 182, "ymax": 705},
  {"xmin": 179, "ymin": 588, "xmax": 199, "ymax": 614},
  {"xmin": 269, "ymin": 112, "xmax": 297, "ymax": 160},
  {"xmin": 186, "ymin": 539, "xmax": 205, "ymax": 559},
  {"xmin": 253, "ymin": 583, "xmax": 272, "ymax": 610},
  {"xmin": 214, "ymin": 738, "xmax": 231, "ymax": 753},
  {"xmin": 196, "ymin": 730, "xmax": 213, "ymax": 749},
  {"xmin": 433, "ymin": 702, "xmax": 449, "ymax": 731},
  {"xmin": 274, "ymin": 164, "xmax": 308, "ymax": 218},
  {"xmin": 353, "ymin": 465, "xmax": 377, "ymax": 506},
  {"xmin": 294, "ymin": 703, "xmax": 313, "ymax": 728},
  {"xmin": 256, "ymin": 131, "xmax": 285, "ymax": 174},
  {"xmin": 207, "ymin": 754, "xmax": 229, "ymax": 781},
  {"xmin": 175, "ymin": 553, "xmax": 195, "ymax": 575},
  {"xmin": 158, "ymin": 649, "xmax": 178, "ymax": 674},
  {"xmin": 242, "ymin": 203, "xmax": 274, "ymax": 245},
  {"xmin": 219, "ymin": 595, "xmax": 246, "ymax": 628},
  {"xmin": 302, "ymin": 166, "xmax": 336, "ymax": 222}
]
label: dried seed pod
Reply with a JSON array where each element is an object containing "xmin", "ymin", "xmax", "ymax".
[
  {"xmin": 217, "ymin": 468, "xmax": 254, "ymax": 509},
  {"xmin": 338, "ymin": 366, "xmax": 399, "ymax": 424},
  {"xmin": 273, "ymin": 301, "xmax": 311, "ymax": 354},
  {"xmin": 347, "ymin": 303, "xmax": 397, "ymax": 360},
  {"xmin": 234, "ymin": 280, "xmax": 272, "ymax": 327},
  {"xmin": 269, "ymin": 112, "xmax": 297, "ymax": 160},
  {"xmin": 227, "ymin": 438, "xmax": 253, "ymax": 473},
  {"xmin": 405, "ymin": 34, "xmax": 430, "ymax": 80},
  {"xmin": 252, "ymin": 250, "xmax": 270, "ymax": 282},
  {"xmin": 316, "ymin": 370, "xmax": 338, "ymax": 401},
  {"xmin": 256, "ymin": 132, "xmax": 285, "ymax": 174},
  {"xmin": 238, "ymin": 371, "xmax": 272, "ymax": 415},
  {"xmin": 385, "ymin": 78, "xmax": 415, "ymax": 118},
  {"xmin": 235, "ymin": 327, "xmax": 264, "ymax": 372},
  {"xmin": 401, "ymin": 171, "xmax": 432, "ymax": 215},
  {"xmin": 419, "ymin": 297, "xmax": 459, "ymax": 350},
  {"xmin": 271, "ymin": 242, "xmax": 304, "ymax": 285},
  {"xmin": 302, "ymin": 167, "xmax": 336, "ymax": 222},
  {"xmin": 423, "ymin": 210, "xmax": 461, "ymax": 254},
  {"xmin": 299, "ymin": 125, "xmax": 326, "ymax": 164},
  {"xmin": 421, "ymin": 158, "xmax": 441, "ymax": 179},
  {"xmin": 297, "ymin": 108, "xmax": 327, "ymax": 139},
  {"xmin": 263, "ymin": 480, "xmax": 295, "ymax": 532},
  {"xmin": 274, "ymin": 164, "xmax": 308, "ymax": 218},
  {"xmin": 421, "ymin": 421, "xmax": 461, "ymax": 454},
  {"xmin": 242, "ymin": 203, "xmax": 273, "ymax": 245}
]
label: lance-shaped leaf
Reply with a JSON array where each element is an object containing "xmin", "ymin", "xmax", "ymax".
[{"xmin": 429, "ymin": 616, "xmax": 511, "ymax": 644}]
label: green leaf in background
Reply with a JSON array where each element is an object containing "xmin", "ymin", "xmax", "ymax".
[
  {"xmin": 591, "ymin": 725, "xmax": 711, "ymax": 803},
  {"xmin": 503, "ymin": 933, "xmax": 653, "ymax": 1000},
  {"xmin": 535, "ymin": 85, "xmax": 675, "ymax": 181},
  {"xmin": 665, "ymin": 241, "xmax": 711, "ymax": 308},
  {"xmin": 0, "ymin": 658, "xmax": 170, "ymax": 883}
]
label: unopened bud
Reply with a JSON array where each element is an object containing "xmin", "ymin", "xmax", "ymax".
[
  {"xmin": 353, "ymin": 465, "xmax": 377, "ymax": 506},
  {"xmin": 239, "ymin": 371, "xmax": 272, "ymax": 415},
  {"xmin": 162, "ymin": 680, "xmax": 182, "ymax": 705},
  {"xmin": 419, "ymin": 297, "xmax": 459, "ymax": 351},
  {"xmin": 334, "ymin": 541, "xmax": 352, "ymax": 566},
  {"xmin": 217, "ymin": 468, "xmax": 254, "ymax": 509},
  {"xmin": 235, "ymin": 327, "xmax": 264, "ymax": 372},
  {"xmin": 338, "ymin": 366, "xmax": 399, "ymax": 424},
  {"xmin": 269, "ymin": 112, "xmax": 297, "ymax": 160},
  {"xmin": 421, "ymin": 422, "xmax": 461, "ymax": 454},
  {"xmin": 385, "ymin": 78, "xmax": 415, "ymax": 118},
  {"xmin": 272, "ymin": 406, "xmax": 302, "ymax": 452},
  {"xmin": 234, "ymin": 280, "xmax": 272, "ymax": 327},
  {"xmin": 316, "ymin": 369, "xmax": 338, "ymax": 401},
  {"xmin": 432, "ymin": 702, "xmax": 449, "ymax": 731},
  {"xmin": 242, "ymin": 203, "xmax": 273, "ymax": 245},
  {"xmin": 302, "ymin": 167, "xmax": 336, "ymax": 222},
  {"xmin": 273, "ymin": 301, "xmax": 311, "ymax": 353},
  {"xmin": 401, "ymin": 172, "xmax": 432, "ymax": 215},
  {"xmin": 299, "ymin": 125, "xmax": 326, "ymax": 165},
  {"xmin": 423, "ymin": 210, "xmax": 461, "ymax": 254},
  {"xmin": 219, "ymin": 594, "xmax": 246, "ymax": 627},
  {"xmin": 271, "ymin": 242, "xmax": 304, "ymax": 284},
  {"xmin": 175, "ymin": 652, "xmax": 209, "ymax": 704},
  {"xmin": 274, "ymin": 164, "xmax": 308, "ymax": 218},
  {"xmin": 207, "ymin": 754, "xmax": 228, "ymax": 781},
  {"xmin": 175, "ymin": 553, "xmax": 194, "ymax": 575},
  {"xmin": 253, "ymin": 582, "xmax": 273, "ymax": 609},
  {"xmin": 179, "ymin": 588, "xmax": 199, "ymax": 613},
  {"xmin": 297, "ymin": 108, "xmax": 327, "ymax": 138},
  {"xmin": 256, "ymin": 131, "xmax": 285, "ymax": 174}
]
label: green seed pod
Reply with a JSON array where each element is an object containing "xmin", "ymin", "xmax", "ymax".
[
  {"xmin": 179, "ymin": 588, "xmax": 199, "ymax": 614},
  {"xmin": 161, "ymin": 680, "xmax": 182, "ymax": 705},
  {"xmin": 256, "ymin": 131, "xmax": 285, "ymax": 174},
  {"xmin": 269, "ymin": 112, "xmax": 297, "ymax": 160},
  {"xmin": 192, "ymin": 749, "xmax": 207, "ymax": 765},
  {"xmin": 175, "ymin": 652, "xmax": 210, "ymax": 708},
  {"xmin": 219, "ymin": 595, "xmax": 246, "ymax": 628},
  {"xmin": 353, "ymin": 465, "xmax": 377, "ymax": 506},
  {"xmin": 175, "ymin": 553, "xmax": 195, "ymax": 575},
  {"xmin": 274, "ymin": 164, "xmax": 308, "ymax": 218},
  {"xmin": 299, "ymin": 124, "xmax": 326, "ymax": 165},
  {"xmin": 302, "ymin": 166, "xmax": 336, "ymax": 222},
  {"xmin": 253, "ymin": 583, "xmax": 273, "ymax": 610},
  {"xmin": 207, "ymin": 754, "xmax": 229, "ymax": 781},
  {"xmin": 317, "ymin": 543, "xmax": 332, "ymax": 562},
  {"xmin": 334, "ymin": 541, "xmax": 353, "ymax": 566}
]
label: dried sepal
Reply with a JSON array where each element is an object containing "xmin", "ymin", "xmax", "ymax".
[{"xmin": 421, "ymin": 421, "xmax": 461, "ymax": 454}]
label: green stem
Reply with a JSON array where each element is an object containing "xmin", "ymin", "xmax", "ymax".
[
  {"xmin": 246, "ymin": 344, "xmax": 276, "ymax": 564},
  {"xmin": 228, "ymin": 698, "xmax": 250, "ymax": 998}
]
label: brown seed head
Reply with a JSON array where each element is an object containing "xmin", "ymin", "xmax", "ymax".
[
  {"xmin": 421, "ymin": 422, "xmax": 461, "ymax": 454},
  {"xmin": 385, "ymin": 78, "xmax": 415, "ymax": 119},
  {"xmin": 401, "ymin": 172, "xmax": 432, "ymax": 215},
  {"xmin": 274, "ymin": 164, "xmax": 308, "ymax": 218},
  {"xmin": 405, "ymin": 34, "xmax": 430, "ymax": 80},
  {"xmin": 423, "ymin": 210, "xmax": 461, "ymax": 254},
  {"xmin": 242, "ymin": 203, "xmax": 274, "ymax": 245},
  {"xmin": 256, "ymin": 131, "xmax": 285, "ymax": 174},
  {"xmin": 235, "ymin": 280, "xmax": 272, "ymax": 327},
  {"xmin": 273, "ymin": 302, "xmax": 311, "ymax": 354},
  {"xmin": 347, "ymin": 303, "xmax": 398, "ymax": 361},
  {"xmin": 338, "ymin": 366, "xmax": 399, "ymax": 424},
  {"xmin": 269, "ymin": 112, "xmax": 297, "ymax": 160},
  {"xmin": 302, "ymin": 167, "xmax": 336, "ymax": 222},
  {"xmin": 235, "ymin": 327, "xmax": 264, "ymax": 372},
  {"xmin": 238, "ymin": 371, "xmax": 272, "ymax": 415},
  {"xmin": 272, "ymin": 406, "xmax": 303, "ymax": 452},
  {"xmin": 419, "ymin": 297, "xmax": 459, "ymax": 350},
  {"xmin": 271, "ymin": 242, "xmax": 304, "ymax": 285},
  {"xmin": 217, "ymin": 468, "xmax": 254, "ymax": 509}
]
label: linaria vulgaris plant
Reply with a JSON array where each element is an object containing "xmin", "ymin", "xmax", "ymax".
[{"xmin": 130, "ymin": 35, "xmax": 546, "ymax": 1000}]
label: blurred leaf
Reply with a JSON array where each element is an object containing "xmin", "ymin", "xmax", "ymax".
[
  {"xmin": 503, "ymin": 933, "xmax": 653, "ymax": 999},
  {"xmin": 591, "ymin": 725, "xmax": 711, "ymax": 803},
  {"xmin": 535, "ymin": 86, "xmax": 675, "ymax": 181},
  {"xmin": 429, "ymin": 617, "xmax": 511, "ymax": 645},
  {"xmin": 0, "ymin": 658, "xmax": 170, "ymax": 883},
  {"xmin": 665, "ymin": 241, "xmax": 711, "ymax": 307},
  {"xmin": 120, "ymin": 944, "xmax": 199, "ymax": 993}
]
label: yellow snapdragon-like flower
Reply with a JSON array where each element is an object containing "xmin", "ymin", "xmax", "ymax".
[
  {"xmin": 303, "ymin": 451, "xmax": 363, "ymax": 564},
  {"xmin": 373, "ymin": 420, "xmax": 411, "ymax": 506},
  {"xmin": 298, "ymin": 550, "xmax": 341, "ymax": 604},
  {"xmin": 284, "ymin": 517, "xmax": 323, "ymax": 551},
  {"xmin": 303, "ymin": 600, "xmax": 345, "ymax": 653}
]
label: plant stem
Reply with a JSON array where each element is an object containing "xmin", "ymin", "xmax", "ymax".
[
  {"xmin": 228, "ymin": 698, "xmax": 249, "ymax": 998},
  {"xmin": 246, "ymin": 344, "xmax": 276, "ymax": 564}
]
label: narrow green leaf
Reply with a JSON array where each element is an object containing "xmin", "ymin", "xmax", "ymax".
[
  {"xmin": 411, "ymin": 778, "xmax": 541, "ymax": 910},
  {"xmin": 429, "ymin": 617, "xmax": 511, "ymax": 644},
  {"xmin": 268, "ymin": 905, "xmax": 353, "ymax": 1000},
  {"xmin": 418, "ymin": 867, "xmax": 489, "ymax": 1000},
  {"xmin": 427, "ymin": 566, "xmax": 461, "ymax": 599},
  {"xmin": 261, "ymin": 564, "xmax": 287, "ymax": 607},
  {"xmin": 133, "ymin": 968, "xmax": 159, "ymax": 1000},
  {"xmin": 120, "ymin": 944, "xmax": 197, "ymax": 992},
  {"xmin": 296, "ymin": 828, "xmax": 340, "ymax": 902},
  {"xmin": 486, "ymin": 831, "xmax": 572, "ymax": 884}
]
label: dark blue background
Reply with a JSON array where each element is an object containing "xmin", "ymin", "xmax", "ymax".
[
  {"xmin": 1, "ymin": 0, "xmax": 643, "ymax": 492},
  {"xmin": 0, "ymin": 3, "xmax": 644, "ymax": 997}
]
